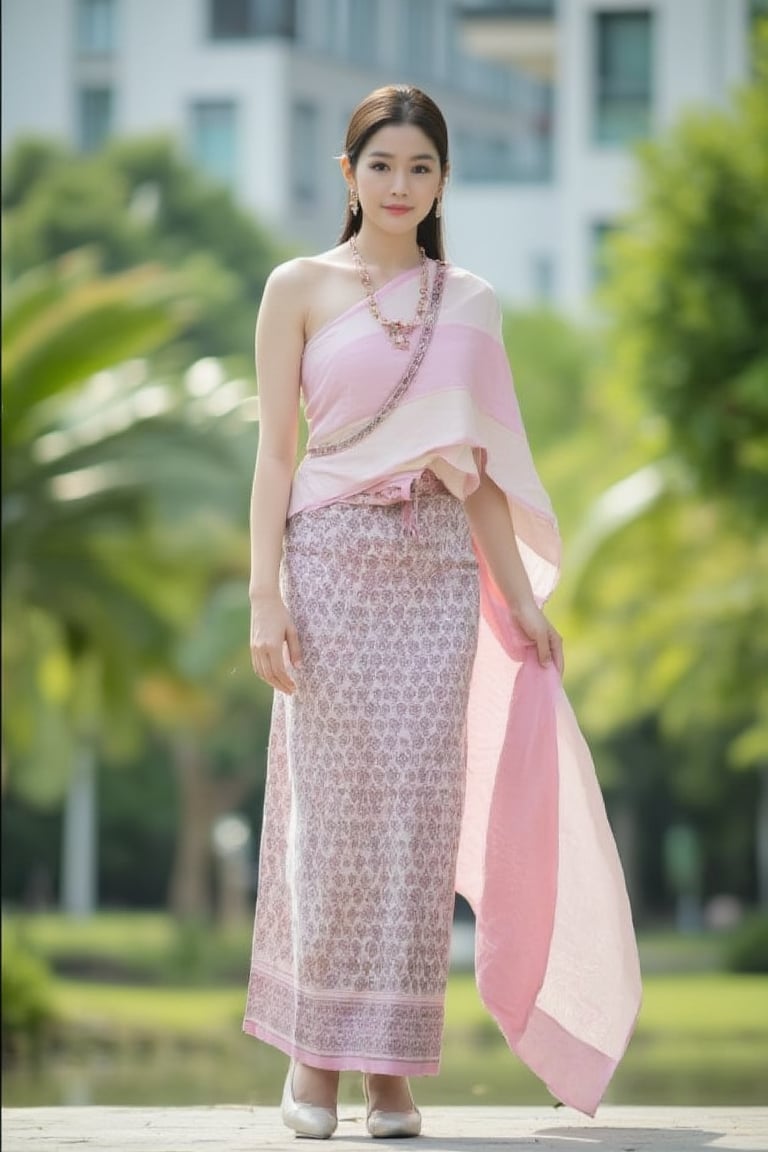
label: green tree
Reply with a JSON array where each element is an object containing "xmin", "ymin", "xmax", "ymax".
[
  {"xmin": 138, "ymin": 580, "xmax": 273, "ymax": 920},
  {"xmin": 2, "ymin": 136, "xmax": 286, "ymax": 362},
  {"xmin": 564, "ymin": 43, "xmax": 768, "ymax": 905},
  {"xmin": 603, "ymin": 35, "xmax": 768, "ymax": 521},
  {"xmin": 3, "ymin": 250, "xmax": 188, "ymax": 787},
  {"xmin": 2, "ymin": 250, "xmax": 252, "ymax": 913},
  {"xmin": 2, "ymin": 134, "xmax": 288, "ymax": 918}
]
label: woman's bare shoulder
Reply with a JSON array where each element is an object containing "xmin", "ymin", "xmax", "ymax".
[{"xmin": 266, "ymin": 247, "xmax": 350, "ymax": 292}]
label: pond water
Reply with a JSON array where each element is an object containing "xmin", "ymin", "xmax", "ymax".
[{"xmin": 4, "ymin": 1032, "xmax": 766, "ymax": 1109}]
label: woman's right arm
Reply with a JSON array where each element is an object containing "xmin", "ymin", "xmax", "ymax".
[{"xmin": 249, "ymin": 262, "xmax": 306, "ymax": 694}]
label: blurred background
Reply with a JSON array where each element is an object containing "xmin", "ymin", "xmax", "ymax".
[{"xmin": 2, "ymin": 0, "xmax": 767, "ymax": 1112}]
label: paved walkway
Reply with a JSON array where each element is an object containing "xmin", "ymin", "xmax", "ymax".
[{"xmin": 3, "ymin": 1107, "xmax": 767, "ymax": 1151}]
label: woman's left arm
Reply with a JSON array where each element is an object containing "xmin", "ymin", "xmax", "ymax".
[{"xmin": 465, "ymin": 472, "xmax": 564, "ymax": 675}]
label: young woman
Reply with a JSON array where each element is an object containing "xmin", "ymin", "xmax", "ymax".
[{"xmin": 243, "ymin": 86, "xmax": 641, "ymax": 1140}]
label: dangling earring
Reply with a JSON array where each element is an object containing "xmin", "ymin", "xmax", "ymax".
[
  {"xmin": 349, "ymin": 187, "xmax": 359, "ymax": 217},
  {"xmin": 435, "ymin": 194, "xmax": 443, "ymax": 219}
]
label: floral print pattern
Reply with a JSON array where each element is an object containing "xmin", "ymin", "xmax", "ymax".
[{"xmin": 243, "ymin": 476, "xmax": 480, "ymax": 1074}]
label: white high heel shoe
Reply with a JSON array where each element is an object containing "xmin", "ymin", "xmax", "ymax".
[
  {"xmin": 363, "ymin": 1075, "xmax": 422, "ymax": 1139},
  {"xmin": 281, "ymin": 1061, "xmax": 338, "ymax": 1140}
]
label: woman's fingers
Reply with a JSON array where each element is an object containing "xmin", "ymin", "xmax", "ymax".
[
  {"xmin": 536, "ymin": 626, "xmax": 564, "ymax": 676},
  {"xmin": 268, "ymin": 647, "xmax": 297, "ymax": 694},
  {"xmin": 536, "ymin": 630, "xmax": 552, "ymax": 668},
  {"xmin": 249, "ymin": 599, "xmax": 301, "ymax": 694},
  {"xmin": 285, "ymin": 621, "xmax": 303, "ymax": 670},
  {"xmin": 519, "ymin": 603, "xmax": 564, "ymax": 677},
  {"xmin": 549, "ymin": 628, "xmax": 565, "ymax": 677},
  {"xmin": 252, "ymin": 644, "xmax": 296, "ymax": 694}
]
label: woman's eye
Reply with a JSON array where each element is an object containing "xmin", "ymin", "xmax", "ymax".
[
  {"xmin": 370, "ymin": 162, "xmax": 388, "ymax": 171},
  {"xmin": 413, "ymin": 165, "xmax": 432, "ymax": 175}
]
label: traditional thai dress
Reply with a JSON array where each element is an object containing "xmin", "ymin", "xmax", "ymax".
[{"xmin": 243, "ymin": 259, "xmax": 641, "ymax": 1117}]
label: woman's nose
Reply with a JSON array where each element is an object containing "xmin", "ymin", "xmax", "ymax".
[{"xmin": 391, "ymin": 171, "xmax": 409, "ymax": 196}]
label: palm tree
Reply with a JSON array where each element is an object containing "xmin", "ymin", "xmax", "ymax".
[
  {"xmin": 565, "ymin": 462, "xmax": 768, "ymax": 907},
  {"xmin": 2, "ymin": 249, "xmax": 247, "ymax": 914}
]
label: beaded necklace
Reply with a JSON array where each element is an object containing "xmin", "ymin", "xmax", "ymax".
[{"xmin": 349, "ymin": 233, "xmax": 429, "ymax": 351}]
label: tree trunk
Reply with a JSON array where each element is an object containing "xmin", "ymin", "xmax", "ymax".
[
  {"xmin": 612, "ymin": 800, "xmax": 642, "ymax": 922},
  {"xmin": 757, "ymin": 763, "xmax": 768, "ymax": 909},
  {"xmin": 168, "ymin": 734, "xmax": 214, "ymax": 920},
  {"xmin": 168, "ymin": 734, "xmax": 253, "ymax": 921},
  {"xmin": 60, "ymin": 745, "xmax": 97, "ymax": 917}
]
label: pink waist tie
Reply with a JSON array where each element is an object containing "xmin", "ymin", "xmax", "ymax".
[{"xmin": 339, "ymin": 469, "xmax": 449, "ymax": 539}]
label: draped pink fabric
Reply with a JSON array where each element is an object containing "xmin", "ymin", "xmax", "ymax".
[{"xmin": 290, "ymin": 261, "xmax": 642, "ymax": 1116}]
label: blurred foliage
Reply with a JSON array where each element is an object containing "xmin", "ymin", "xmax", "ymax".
[
  {"xmin": 7, "ymin": 911, "xmax": 251, "ymax": 987},
  {"xmin": 562, "ymin": 40, "xmax": 768, "ymax": 786},
  {"xmin": 566, "ymin": 481, "xmax": 767, "ymax": 770},
  {"xmin": 3, "ymin": 251, "xmax": 187, "ymax": 800},
  {"xmin": 497, "ymin": 54, "xmax": 768, "ymax": 911},
  {"xmin": 2, "ymin": 249, "xmax": 250, "ymax": 805},
  {"xmin": 2, "ymin": 135, "xmax": 287, "ymax": 363},
  {"xmin": 724, "ymin": 913, "xmax": 768, "ymax": 974},
  {"xmin": 1, "ymin": 931, "xmax": 57, "ymax": 1060},
  {"xmin": 599, "ymin": 30, "xmax": 768, "ymax": 523},
  {"xmin": 2, "ymin": 136, "xmax": 279, "ymax": 916},
  {"xmin": 502, "ymin": 309, "xmax": 596, "ymax": 453}
]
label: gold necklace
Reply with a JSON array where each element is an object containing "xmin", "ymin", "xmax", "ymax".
[{"xmin": 349, "ymin": 233, "xmax": 429, "ymax": 351}]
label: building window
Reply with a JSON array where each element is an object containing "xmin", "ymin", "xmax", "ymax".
[
  {"xmin": 78, "ymin": 88, "xmax": 114, "ymax": 152},
  {"xmin": 190, "ymin": 101, "xmax": 238, "ymax": 187},
  {"xmin": 591, "ymin": 220, "xmax": 620, "ymax": 289},
  {"xmin": 452, "ymin": 133, "xmax": 513, "ymax": 183},
  {"xmin": 324, "ymin": 0, "xmax": 344, "ymax": 54},
  {"xmin": 750, "ymin": 1, "xmax": 768, "ymax": 76},
  {"xmin": 77, "ymin": 0, "xmax": 116, "ymax": 56},
  {"xmin": 489, "ymin": 137, "xmax": 512, "ymax": 181},
  {"xmin": 349, "ymin": 0, "xmax": 378, "ymax": 66},
  {"xmin": 292, "ymin": 101, "xmax": 319, "ymax": 207},
  {"xmin": 209, "ymin": 0, "xmax": 296, "ymax": 39},
  {"xmin": 401, "ymin": 0, "xmax": 433, "ymax": 76},
  {"xmin": 594, "ymin": 11, "xmax": 653, "ymax": 145}
]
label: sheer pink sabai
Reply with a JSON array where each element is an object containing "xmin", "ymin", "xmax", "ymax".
[{"xmin": 275, "ymin": 262, "xmax": 641, "ymax": 1115}]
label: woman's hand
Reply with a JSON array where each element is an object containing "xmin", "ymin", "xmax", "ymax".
[
  {"xmin": 513, "ymin": 600, "xmax": 564, "ymax": 677},
  {"xmin": 250, "ymin": 591, "xmax": 303, "ymax": 694}
]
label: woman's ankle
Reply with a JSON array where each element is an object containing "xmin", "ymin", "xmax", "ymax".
[
  {"xmin": 293, "ymin": 1062, "xmax": 339, "ymax": 1109},
  {"xmin": 365, "ymin": 1073, "xmax": 415, "ymax": 1111}
]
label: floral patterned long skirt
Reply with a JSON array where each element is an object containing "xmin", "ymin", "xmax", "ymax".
[{"xmin": 243, "ymin": 474, "xmax": 480, "ymax": 1075}]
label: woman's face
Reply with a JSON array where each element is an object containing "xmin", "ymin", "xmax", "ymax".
[{"xmin": 350, "ymin": 123, "xmax": 444, "ymax": 234}]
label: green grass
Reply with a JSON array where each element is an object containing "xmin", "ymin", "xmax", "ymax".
[
  {"xmin": 48, "ymin": 970, "xmax": 768, "ymax": 1046},
  {"xmin": 9, "ymin": 912, "xmax": 176, "ymax": 956},
  {"xmin": 445, "ymin": 970, "xmax": 768, "ymax": 1041},
  {"xmin": 53, "ymin": 980, "xmax": 245, "ymax": 1038},
  {"xmin": 634, "ymin": 973, "xmax": 768, "ymax": 1037},
  {"xmin": 7, "ymin": 912, "xmax": 251, "ymax": 985},
  {"xmin": 5, "ymin": 912, "xmax": 733, "ymax": 976}
]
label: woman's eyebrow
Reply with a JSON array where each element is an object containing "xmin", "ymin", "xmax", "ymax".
[{"xmin": 367, "ymin": 150, "xmax": 437, "ymax": 161}]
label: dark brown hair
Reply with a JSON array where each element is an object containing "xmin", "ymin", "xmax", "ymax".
[{"xmin": 339, "ymin": 85, "xmax": 448, "ymax": 261}]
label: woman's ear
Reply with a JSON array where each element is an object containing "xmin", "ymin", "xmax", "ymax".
[{"xmin": 339, "ymin": 153, "xmax": 354, "ymax": 188}]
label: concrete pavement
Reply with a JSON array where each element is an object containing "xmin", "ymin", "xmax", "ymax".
[{"xmin": 3, "ymin": 1106, "xmax": 768, "ymax": 1151}]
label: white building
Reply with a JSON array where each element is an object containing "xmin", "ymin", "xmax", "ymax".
[
  {"xmin": 1, "ymin": 0, "xmax": 549, "ymax": 251},
  {"xmin": 1, "ymin": 0, "xmax": 759, "ymax": 310},
  {"xmin": 451, "ymin": 0, "xmax": 754, "ymax": 310}
]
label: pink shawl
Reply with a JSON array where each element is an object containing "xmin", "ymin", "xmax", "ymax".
[{"xmin": 289, "ymin": 262, "xmax": 641, "ymax": 1116}]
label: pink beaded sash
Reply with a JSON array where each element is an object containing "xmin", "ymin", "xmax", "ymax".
[{"xmin": 305, "ymin": 260, "xmax": 447, "ymax": 459}]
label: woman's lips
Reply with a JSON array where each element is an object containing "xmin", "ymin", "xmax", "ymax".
[{"xmin": 383, "ymin": 205, "xmax": 412, "ymax": 215}]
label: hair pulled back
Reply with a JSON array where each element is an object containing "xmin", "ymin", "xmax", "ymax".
[{"xmin": 339, "ymin": 85, "xmax": 448, "ymax": 261}]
